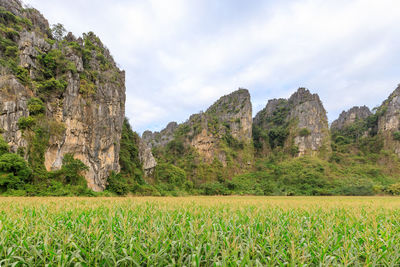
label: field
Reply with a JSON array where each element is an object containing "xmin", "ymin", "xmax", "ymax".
[{"xmin": 0, "ymin": 197, "xmax": 400, "ymax": 266}]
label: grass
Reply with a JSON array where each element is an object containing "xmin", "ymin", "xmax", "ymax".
[{"xmin": 0, "ymin": 196, "xmax": 400, "ymax": 265}]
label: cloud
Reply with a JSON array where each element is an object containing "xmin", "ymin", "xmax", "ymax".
[{"xmin": 24, "ymin": 0, "xmax": 400, "ymax": 133}]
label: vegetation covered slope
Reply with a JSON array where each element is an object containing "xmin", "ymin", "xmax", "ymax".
[
  {"xmin": 136, "ymin": 85, "xmax": 400, "ymax": 196},
  {"xmin": 2, "ymin": 1, "xmax": 400, "ymax": 196},
  {"xmin": 0, "ymin": 0, "xmax": 125, "ymax": 195}
]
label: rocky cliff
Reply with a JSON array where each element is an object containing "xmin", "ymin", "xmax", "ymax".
[
  {"xmin": 253, "ymin": 88, "xmax": 330, "ymax": 156},
  {"xmin": 142, "ymin": 122, "xmax": 178, "ymax": 149},
  {"xmin": 331, "ymin": 106, "xmax": 371, "ymax": 131},
  {"xmin": 377, "ymin": 85, "xmax": 400, "ymax": 155},
  {"xmin": 0, "ymin": 0, "xmax": 125, "ymax": 191},
  {"xmin": 144, "ymin": 88, "xmax": 253, "ymax": 171},
  {"xmin": 138, "ymin": 137, "xmax": 157, "ymax": 175}
]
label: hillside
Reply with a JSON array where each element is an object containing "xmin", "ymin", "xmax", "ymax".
[
  {"xmin": 1, "ymin": 0, "xmax": 400, "ymax": 196},
  {"xmin": 0, "ymin": 0, "xmax": 125, "ymax": 194}
]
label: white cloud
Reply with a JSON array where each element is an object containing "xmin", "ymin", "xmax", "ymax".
[{"xmin": 23, "ymin": 0, "xmax": 400, "ymax": 133}]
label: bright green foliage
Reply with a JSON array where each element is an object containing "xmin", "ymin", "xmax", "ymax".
[
  {"xmin": 155, "ymin": 163, "xmax": 186, "ymax": 185},
  {"xmin": 37, "ymin": 77, "xmax": 67, "ymax": 95},
  {"xmin": 387, "ymin": 182, "xmax": 400, "ymax": 195},
  {"xmin": 107, "ymin": 119, "xmax": 144, "ymax": 195},
  {"xmin": 0, "ymin": 153, "xmax": 32, "ymax": 192},
  {"xmin": 53, "ymin": 154, "xmax": 88, "ymax": 185},
  {"xmin": 17, "ymin": 116, "xmax": 36, "ymax": 130},
  {"xmin": 82, "ymin": 31, "xmax": 110, "ymax": 70},
  {"xmin": 253, "ymin": 100, "xmax": 291, "ymax": 152},
  {"xmin": 0, "ymin": 197, "xmax": 400, "ymax": 265},
  {"xmin": 37, "ymin": 49, "xmax": 69, "ymax": 79},
  {"xmin": 119, "ymin": 119, "xmax": 143, "ymax": 181},
  {"xmin": 27, "ymin": 97, "xmax": 45, "ymax": 115},
  {"xmin": 0, "ymin": 135, "xmax": 9, "ymax": 156},
  {"xmin": 107, "ymin": 172, "xmax": 130, "ymax": 195}
]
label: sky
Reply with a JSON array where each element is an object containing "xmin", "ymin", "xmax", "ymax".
[{"xmin": 23, "ymin": 0, "xmax": 400, "ymax": 134}]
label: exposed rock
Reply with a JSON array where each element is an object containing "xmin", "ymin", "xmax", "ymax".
[
  {"xmin": 0, "ymin": 2, "xmax": 125, "ymax": 191},
  {"xmin": 377, "ymin": 85, "xmax": 400, "ymax": 155},
  {"xmin": 0, "ymin": 0, "xmax": 24, "ymax": 17},
  {"xmin": 143, "ymin": 88, "xmax": 253, "ymax": 166},
  {"xmin": 254, "ymin": 88, "xmax": 330, "ymax": 156},
  {"xmin": 288, "ymin": 88, "xmax": 331, "ymax": 156},
  {"xmin": 0, "ymin": 76, "xmax": 31, "ymax": 153},
  {"xmin": 205, "ymin": 88, "xmax": 252, "ymax": 142},
  {"xmin": 138, "ymin": 138, "xmax": 157, "ymax": 176},
  {"xmin": 253, "ymin": 98, "xmax": 288, "ymax": 129},
  {"xmin": 142, "ymin": 122, "xmax": 178, "ymax": 148},
  {"xmin": 331, "ymin": 106, "xmax": 371, "ymax": 131}
]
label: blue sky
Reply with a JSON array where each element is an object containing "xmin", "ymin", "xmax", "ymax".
[{"xmin": 24, "ymin": 0, "xmax": 400, "ymax": 134}]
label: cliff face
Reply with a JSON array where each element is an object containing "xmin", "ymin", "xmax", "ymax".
[
  {"xmin": 142, "ymin": 122, "xmax": 178, "ymax": 149},
  {"xmin": 288, "ymin": 88, "xmax": 330, "ymax": 156},
  {"xmin": 331, "ymin": 106, "xmax": 371, "ymax": 131},
  {"xmin": 253, "ymin": 88, "xmax": 330, "ymax": 156},
  {"xmin": 138, "ymin": 138, "xmax": 157, "ymax": 175},
  {"xmin": 377, "ymin": 85, "xmax": 400, "ymax": 155},
  {"xmin": 143, "ymin": 89, "xmax": 253, "ymax": 167},
  {"xmin": 0, "ymin": 0, "xmax": 125, "ymax": 191}
]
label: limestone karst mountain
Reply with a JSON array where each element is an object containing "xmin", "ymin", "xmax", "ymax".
[
  {"xmin": 2, "ymin": 0, "xmax": 400, "ymax": 196},
  {"xmin": 0, "ymin": 0, "xmax": 125, "ymax": 191},
  {"xmin": 253, "ymin": 88, "xmax": 330, "ymax": 157},
  {"xmin": 142, "ymin": 89, "xmax": 254, "ymax": 184},
  {"xmin": 377, "ymin": 85, "xmax": 400, "ymax": 156},
  {"xmin": 331, "ymin": 106, "xmax": 372, "ymax": 132}
]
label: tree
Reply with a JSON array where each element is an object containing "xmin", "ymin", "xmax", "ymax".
[
  {"xmin": 51, "ymin": 23, "xmax": 66, "ymax": 41},
  {"xmin": 0, "ymin": 153, "xmax": 32, "ymax": 191},
  {"xmin": 57, "ymin": 154, "xmax": 88, "ymax": 185},
  {"xmin": 0, "ymin": 135, "xmax": 9, "ymax": 156}
]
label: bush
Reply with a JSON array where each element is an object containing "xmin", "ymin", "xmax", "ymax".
[
  {"xmin": 17, "ymin": 116, "xmax": 36, "ymax": 130},
  {"xmin": 386, "ymin": 183, "xmax": 400, "ymax": 195},
  {"xmin": 27, "ymin": 97, "xmax": 45, "ymax": 115},
  {"xmin": 55, "ymin": 154, "xmax": 88, "ymax": 185},
  {"xmin": 393, "ymin": 131, "xmax": 400, "ymax": 141},
  {"xmin": 155, "ymin": 163, "xmax": 186, "ymax": 185},
  {"xmin": 299, "ymin": 128, "xmax": 311, "ymax": 137},
  {"xmin": 37, "ymin": 78, "xmax": 67, "ymax": 94},
  {"xmin": 106, "ymin": 172, "xmax": 130, "ymax": 195},
  {"xmin": 15, "ymin": 66, "xmax": 30, "ymax": 86},
  {"xmin": 0, "ymin": 135, "xmax": 9, "ymax": 156},
  {"xmin": 201, "ymin": 182, "xmax": 230, "ymax": 195},
  {"xmin": 119, "ymin": 118, "xmax": 143, "ymax": 184},
  {"xmin": 0, "ymin": 153, "xmax": 32, "ymax": 192},
  {"xmin": 336, "ymin": 179, "xmax": 375, "ymax": 196}
]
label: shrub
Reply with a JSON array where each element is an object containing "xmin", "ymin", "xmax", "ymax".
[
  {"xmin": 393, "ymin": 131, "xmax": 400, "ymax": 141},
  {"xmin": 57, "ymin": 154, "xmax": 88, "ymax": 185},
  {"xmin": 299, "ymin": 128, "xmax": 311, "ymax": 137},
  {"xmin": 15, "ymin": 66, "xmax": 30, "ymax": 85},
  {"xmin": 0, "ymin": 153, "xmax": 32, "ymax": 191},
  {"xmin": 201, "ymin": 182, "xmax": 229, "ymax": 195},
  {"xmin": 5, "ymin": 45, "xmax": 17, "ymax": 58},
  {"xmin": 119, "ymin": 118, "xmax": 143, "ymax": 183},
  {"xmin": 17, "ymin": 116, "xmax": 36, "ymax": 130},
  {"xmin": 0, "ymin": 135, "xmax": 9, "ymax": 156},
  {"xmin": 106, "ymin": 172, "xmax": 130, "ymax": 195},
  {"xmin": 37, "ymin": 78, "xmax": 67, "ymax": 94},
  {"xmin": 155, "ymin": 163, "xmax": 186, "ymax": 186},
  {"xmin": 386, "ymin": 183, "xmax": 400, "ymax": 195},
  {"xmin": 268, "ymin": 126, "xmax": 289, "ymax": 148},
  {"xmin": 27, "ymin": 97, "xmax": 45, "ymax": 115}
]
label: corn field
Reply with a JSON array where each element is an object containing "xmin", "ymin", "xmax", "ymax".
[{"xmin": 0, "ymin": 196, "xmax": 400, "ymax": 266}]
